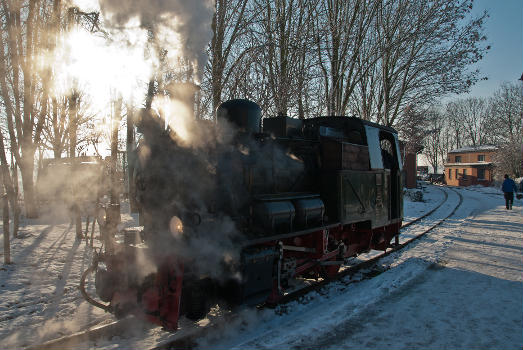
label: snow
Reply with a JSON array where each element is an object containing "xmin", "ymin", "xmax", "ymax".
[
  {"xmin": 403, "ymin": 185, "xmax": 445, "ymax": 222},
  {"xmin": 1, "ymin": 185, "xmax": 522, "ymax": 349},
  {"xmin": 445, "ymin": 161, "xmax": 493, "ymax": 166},
  {"xmin": 0, "ymin": 203, "xmax": 137, "ymax": 347},
  {"xmin": 448, "ymin": 145, "xmax": 498, "ymax": 153}
]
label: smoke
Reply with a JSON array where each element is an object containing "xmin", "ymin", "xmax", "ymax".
[
  {"xmin": 134, "ymin": 105, "xmax": 240, "ymax": 279},
  {"xmin": 96, "ymin": 0, "xmax": 214, "ymax": 82},
  {"xmin": 36, "ymin": 158, "xmax": 106, "ymax": 225},
  {"xmin": 41, "ymin": 0, "xmax": 213, "ymax": 118},
  {"xmin": 152, "ymin": 94, "xmax": 223, "ymax": 149},
  {"xmin": 135, "ymin": 103, "xmax": 306, "ymax": 281}
]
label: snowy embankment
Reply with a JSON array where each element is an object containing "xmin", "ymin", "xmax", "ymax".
[{"xmin": 1, "ymin": 184, "xmax": 522, "ymax": 349}]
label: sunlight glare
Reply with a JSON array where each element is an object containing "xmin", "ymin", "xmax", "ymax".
[
  {"xmin": 153, "ymin": 96, "xmax": 194, "ymax": 146},
  {"xmin": 51, "ymin": 23, "xmax": 152, "ymax": 112}
]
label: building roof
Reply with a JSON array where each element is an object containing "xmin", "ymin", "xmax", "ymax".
[
  {"xmin": 445, "ymin": 162, "xmax": 493, "ymax": 167},
  {"xmin": 448, "ymin": 145, "xmax": 498, "ymax": 154}
]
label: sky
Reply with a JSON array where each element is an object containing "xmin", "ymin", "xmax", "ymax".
[{"xmin": 460, "ymin": 0, "xmax": 523, "ymax": 98}]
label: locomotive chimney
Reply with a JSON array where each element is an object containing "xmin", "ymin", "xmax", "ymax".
[{"xmin": 216, "ymin": 99, "xmax": 261, "ymax": 134}]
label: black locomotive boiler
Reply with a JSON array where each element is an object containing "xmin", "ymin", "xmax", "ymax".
[{"xmin": 88, "ymin": 99, "xmax": 403, "ymax": 330}]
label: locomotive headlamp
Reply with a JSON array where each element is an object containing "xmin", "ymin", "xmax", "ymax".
[{"xmin": 169, "ymin": 216, "xmax": 184, "ymax": 237}]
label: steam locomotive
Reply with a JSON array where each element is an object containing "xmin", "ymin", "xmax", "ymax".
[{"xmin": 89, "ymin": 99, "xmax": 403, "ymax": 330}]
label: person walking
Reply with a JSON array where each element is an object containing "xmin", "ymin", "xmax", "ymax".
[{"xmin": 501, "ymin": 174, "xmax": 518, "ymax": 210}]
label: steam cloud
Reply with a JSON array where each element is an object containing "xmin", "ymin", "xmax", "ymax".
[
  {"xmin": 98, "ymin": 0, "xmax": 214, "ymax": 81},
  {"xmin": 135, "ymin": 107, "xmax": 305, "ymax": 281}
]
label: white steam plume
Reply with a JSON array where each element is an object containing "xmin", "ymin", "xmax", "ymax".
[{"xmin": 96, "ymin": 0, "xmax": 214, "ymax": 81}]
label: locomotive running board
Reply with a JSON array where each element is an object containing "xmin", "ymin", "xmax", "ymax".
[
  {"xmin": 244, "ymin": 223, "xmax": 340, "ymax": 247},
  {"xmin": 282, "ymin": 245, "xmax": 316, "ymax": 253}
]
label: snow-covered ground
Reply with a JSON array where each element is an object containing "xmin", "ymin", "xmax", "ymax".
[
  {"xmin": 403, "ymin": 184, "xmax": 446, "ymax": 223},
  {"xmin": 0, "ymin": 184, "xmax": 522, "ymax": 349},
  {"xmin": 0, "ymin": 203, "xmax": 138, "ymax": 347},
  {"xmin": 200, "ymin": 185, "xmax": 523, "ymax": 349}
]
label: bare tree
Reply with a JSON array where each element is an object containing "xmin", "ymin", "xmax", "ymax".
[
  {"xmin": 349, "ymin": 31, "xmax": 382, "ymax": 121},
  {"xmin": 0, "ymin": 0, "xmax": 54, "ymax": 217},
  {"xmin": 314, "ymin": 0, "xmax": 377, "ymax": 116},
  {"xmin": 39, "ymin": 91, "xmax": 95, "ymax": 158},
  {"xmin": 358, "ymin": 0, "xmax": 488, "ymax": 127},
  {"xmin": 488, "ymin": 82, "xmax": 523, "ymax": 178},
  {"xmin": 421, "ymin": 109, "xmax": 445, "ymax": 173},
  {"xmin": 207, "ymin": 0, "xmax": 252, "ymax": 116},
  {"xmin": 438, "ymin": 118, "xmax": 456, "ymax": 165},
  {"xmin": 446, "ymin": 97, "xmax": 490, "ymax": 147},
  {"xmin": 0, "ymin": 133, "xmax": 12, "ymax": 263},
  {"xmin": 488, "ymin": 82, "xmax": 522, "ymax": 146},
  {"xmin": 395, "ymin": 104, "xmax": 430, "ymax": 158},
  {"xmin": 0, "ymin": 0, "xmax": 105, "ymax": 217},
  {"xmin": 249, "ymin": 0, "xmax": 319, "ymax": 117}
]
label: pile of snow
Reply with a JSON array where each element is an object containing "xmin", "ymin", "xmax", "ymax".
[
  {"xmin": 404, "ymin": 188, "xmax": 424, "ymax": 202},
  {"xmin": 403, "ymin": 185, "xmax": 444, "ymax": 223}
]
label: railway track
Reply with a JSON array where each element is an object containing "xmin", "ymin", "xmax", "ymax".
[{"xmin": 27, "ymin": 186, "xmax": 462, "ymax": 350}]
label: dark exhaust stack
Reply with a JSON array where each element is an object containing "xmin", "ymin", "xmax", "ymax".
[{"xmin": 217, "ymin": 99, "xmax": 261, "ymax": 134}]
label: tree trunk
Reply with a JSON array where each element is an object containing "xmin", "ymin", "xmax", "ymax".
[
  {"xmin": 19, "ymin": 150, "xmax": 38, "ymax": 218},
  {"xmin": 103, "ymin": 98, "xmax": 122, "ymax": 252},
  {"xmin": 2, "ymin": 192, "xmax": 10, "ymax": 265},
  {"xmin": 11, "ymin": 161, "xmax": 20, "ymax": 238},
  {"xmin": 110, "ymin": 99, "xmax": 121, "ymax": 206},
  {"xmin": 0, "ymin": 132, "xmax": 17, "ymax": 242}
]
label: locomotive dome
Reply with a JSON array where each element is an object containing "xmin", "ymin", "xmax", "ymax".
[{"xmin": 217, "ymin": 99, "xmax": 262, "ymax": 134}]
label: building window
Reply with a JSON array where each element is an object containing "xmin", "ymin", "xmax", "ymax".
[
  {"xmin": 448, "ymin": 169, "xmax": 452, "ymax": 180},
  {"xmin": 478, "ymin": 168, "xmax": 485, "ymax": 179},
  {"xmin": 463, "ymin": 169, "xmax": 467, "ymax": 178},
  {"xmin": 455, "ymin": 169, "xmax": 458, "ymax": 178},
  {"xmin": 478, "ymin": 155, "xmax": 485, "ymax": 162},
  {"xmin": 455, "ymin": 156, "xmax": 461, "ymax": 163}
]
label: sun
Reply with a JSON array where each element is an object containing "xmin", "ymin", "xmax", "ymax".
[{"xmin": 50, "ymin": 22, "xmax": 153, "ymax": 113}]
